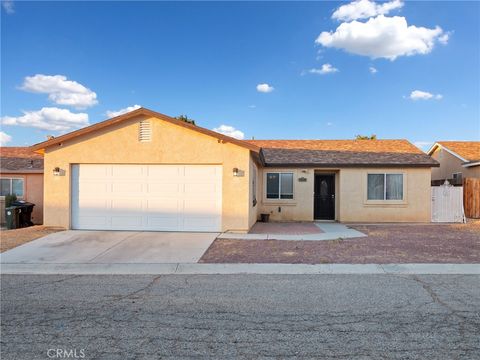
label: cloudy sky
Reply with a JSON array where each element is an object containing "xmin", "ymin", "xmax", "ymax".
[{"xmin": 1, "ymin": 0, "xmax": 479, "ymax": 150}]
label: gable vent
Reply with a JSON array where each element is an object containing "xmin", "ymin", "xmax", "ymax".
[{"xmin": 139, "ymin": 120, "xmax": 152, "ymax": 142}]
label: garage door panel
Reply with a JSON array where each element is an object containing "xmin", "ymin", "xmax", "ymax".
[
  {"xmin": 111, "ymin": 216, "xmax": 142, "ymax": 227},
  {"xmin": 112, "ymin": 199, "xmax": 143, "ymax": 211},
  {"xmin": 147, "ymin": 166, "xmax": 182, "ymax": 178},
  {"xmin": 112, "ymin": 182, "xmax": 143, "ymax": 195},
  {"xmin": 112, "ymin": 165, "xmax": 144, "ymax": 177},
  {"xmin": 146, "ymin": 198, "xmax": 180, "ymax": 211},
  {"xmin": 71, "ymin": 164, "xmax": 222, "ymax": 231},
  {"xmin": 147, "ymin": 183, "xmax": 181, "ymax": 196}
]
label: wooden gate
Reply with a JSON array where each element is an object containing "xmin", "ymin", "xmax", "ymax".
[
  {"xmin": 431, "ymin": 182, "xmax": 465, "ymax": 223},
  {"xmin": 463, "ymin": 178, "xmax": 480, "ymax": 219}
]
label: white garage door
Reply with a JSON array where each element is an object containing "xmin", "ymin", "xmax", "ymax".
[{"xmin": 71, "ymin": 164, "xmax": 222, "ymax": 231}]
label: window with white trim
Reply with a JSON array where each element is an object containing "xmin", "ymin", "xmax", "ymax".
[
  {"xmin": 367, "ymin": 173, "xmax": 403, "ymax": 200},
  {"xmin": 0, "ymin": 178, "xmax": 24, "ymax": 197},
  {"xmin": 266, "ymin": 172, "xmax": 293, "ymax": 199}
]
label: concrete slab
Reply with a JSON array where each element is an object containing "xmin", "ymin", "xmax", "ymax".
[
  {"xmin": 1, "ymin": 230, "xmax": 218, "ymax": 264},
  {"xmin": 0, "ymin": 230, "xmax": 132, "ymax": 263},
  {"xmin": 91, "ymin": 232, "xmax": 218, "ymax": 263},
  {"xmin": 218, "ymin": 222, "xmax": 366, "ymax": 241}
]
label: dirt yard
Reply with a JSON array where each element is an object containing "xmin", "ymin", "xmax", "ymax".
[
  {"xmin": 0, "ymin": 226, "xmax": 65, "ymax": 253},
  {"xmin": 200, "ymin": 222, "xmax": 480, "ymax": 264}
]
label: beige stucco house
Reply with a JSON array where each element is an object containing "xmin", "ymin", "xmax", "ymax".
[
  {"xmin": 31, "ymin": 108, "xmax": 438, "ymax": 232},
  {"xmin": 0, "ymin": 147, "xmax": 44, "ymax": 224},
  {"xmin": 428, "ymin": 141, "xmax": 480, "ymax": 185}
]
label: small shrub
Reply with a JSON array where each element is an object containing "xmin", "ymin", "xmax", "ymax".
[{"xmin": 5, "ymin": 194, "xmax": 17, "ymax": 207}]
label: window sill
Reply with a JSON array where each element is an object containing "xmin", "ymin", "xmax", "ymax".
[
  {"xmin": 263, "ymin": 200, "xmax": 297, "ymax": 206},
  {"xmin": 363, "ymin": 200, "xmax": 407, "ymax": 207}
]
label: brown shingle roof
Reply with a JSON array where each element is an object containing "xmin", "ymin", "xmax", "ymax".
[
  {"xmin": 434, "ymin": 141, "xmax": 480, "ymax": 162},
  {"xmin": 246, "ymin": 140, "xmax": 438, "ymax": 167},
  {"xmin": 0, "ymin": 147, "xmax": 44, "ymax": 173}
]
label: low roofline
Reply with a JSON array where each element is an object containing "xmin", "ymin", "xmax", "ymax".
[
  {"xmin": 30, "ymin": 107, "xmax": 261, "ymax": 153},
  {"xmin": 463, "ymin": 161, "xmax": 480, "ymax": 168},
  {"xmin": 427, "ymin": 142, "xmax": 469, "ymax": 162},
  {"xmin": 0, "ymin": 169, "xmax": 44, "ymax": 174},
  {"xmin": 263, "ymin": 163, "xmax": 439, "ymax": 168}
]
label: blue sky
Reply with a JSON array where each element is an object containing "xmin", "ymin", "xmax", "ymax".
[{"xmin": 1, "ymin": 0, "xmax": 479, "ymax": 150}]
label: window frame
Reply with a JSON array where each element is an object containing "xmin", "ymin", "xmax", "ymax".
[
  {"xmin": 366, "ymin": 172, "xmax": 405, "ymax": 203},
  {"xmin": 0, "ymin": 177, "xmax": 25, "ymax": 199},
  {"xmin": 452, "ymin": 172, "xmax": 463, "ymax": 183},
  {"xmin": 265, "ymin": 172, "xmax": 294, "ymax": 200}
]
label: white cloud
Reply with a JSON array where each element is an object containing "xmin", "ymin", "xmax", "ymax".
[
  {"xmin": 308, "ymin": 64, "xmax": 339, "ymax": 75},
  {"xmin": 409, "ymin": 90, "xmax": 443, "ymax": 101},
  {"xmin": 369, "ymin": 66, "xmax": 378, "ymax": 74},
  {"xmin": 256, "ymin": 83, "xmax": 274, "ymax": 93},
  {"xmin": 212, "ymin": 125, "xmax": 245, "ymax": 140},
  {"xmin": 21, "ymin": 74, "xmax": 98, "ymax": 109},
  {"xmin": 2, "ymin": 0, "xmax": 14, "ymax": 14},
  {"xmin": 1, "ymin": 107, "xmax": 89, "ymax": 132},
  {"xmin": 332, "ymin": 0, "xmax": 403, "ymax": 22},
  {"xmin": 0, "ymin": 131, "xmax": 12, "ymax": 145},
  {"xmin": 438, "ymin": 32, "xmax": 450, "ymax": 45},
  {"xmin": 316, "ymin": 15, "xmax": 446, "ymax": 60},
  {"xmin": 106, "ymin": 104, "xmax": 141, "ymax": 118}
]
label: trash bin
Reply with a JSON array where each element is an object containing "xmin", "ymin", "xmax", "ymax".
[
  {"xmin": 12, "ymin": 201, "xmax": 35, "ymax": 227},
  {"xmin": 260, "ymin": 213, "xmax": 270, "ymax": 223},
  {"xmin": 5, "ymin": 206, "xmax": 20, "ymax": 230}
]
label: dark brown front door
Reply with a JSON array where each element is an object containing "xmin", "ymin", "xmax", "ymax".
[{"xmin": 314, "ymin": 174, "xmax": 335, "ymax": 220}]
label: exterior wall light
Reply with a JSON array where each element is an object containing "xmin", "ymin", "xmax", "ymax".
[
  {"xmin": 233, "ymin": 168, "xmax": 239, "ymax": 176},
  {"xmin": 53, "ymin": 167, "xmax": 61, "ymax": 176}
]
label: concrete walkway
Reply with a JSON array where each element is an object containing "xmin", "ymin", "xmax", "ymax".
[
  {"xmin": 1, "ymin": 263, "xmax": 478, "ymax": 275},
  {"xmin": 218, "ymin": 222, "xmax": 366, "ymax": 241}
]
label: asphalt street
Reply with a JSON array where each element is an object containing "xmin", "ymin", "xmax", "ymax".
[{"xmin": 1, "ymin": 274, "xmax": 479, "ymax": 359}]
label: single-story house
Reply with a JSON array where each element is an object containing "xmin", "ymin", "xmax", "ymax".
[
  {"xmin": 31, "ymin": 108, "xmax": 438, "ymax": 232},
  {"xmin": 428, "ymin": 141, "xmax": 480, "ymax": 185},
  {"xmin": 0, "ymin": 147, "xmax": 44, "ymax": 224}
]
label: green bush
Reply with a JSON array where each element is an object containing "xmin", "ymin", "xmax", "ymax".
[{"xmin": 5, "ymin": 194, "xmax": 17, "ymax": 207}]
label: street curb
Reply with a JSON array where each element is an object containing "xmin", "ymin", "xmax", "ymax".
[{"xmin": 1, "ymin": 263, "xmax": 479, "ymax": 275}]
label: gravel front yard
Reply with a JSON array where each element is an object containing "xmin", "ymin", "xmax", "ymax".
[
  {"xmin": 200, "ymin": 222, "xmax": 480, "ymax": 264},
  {"xmin": 0, "ymin": 226, "xmax": 65, "ymax": 253}
]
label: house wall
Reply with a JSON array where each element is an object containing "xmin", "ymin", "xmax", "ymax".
[
  {"xmin": 338, "ymin": 167, "xmax": 431, "ymax": 222},
  {"xmin": 0, "ymin": 173, "xmax": 44, "ymax": 224},
  {"xmin": 42, "ymin": 115, "xmax": 252, "ymax": 232},
  {"xmin": 256, "ymin": 167, "xmax": 431, "ymax": 222},
  {"xmin": 258, "ymin": 167, "xmax": 315, "ymax": 221},
  {"xmin": 431, "ymin": 147, "xmax": 480, "ymax": 180}
]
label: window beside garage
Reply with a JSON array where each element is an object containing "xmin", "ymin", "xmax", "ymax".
[
  {"xmin": 266, "ymin": 172, "xmax": 294, "ymax": 199},
  {"xmin": 139, "ymin": 120, "xmax": 152, "ymax": 142}
]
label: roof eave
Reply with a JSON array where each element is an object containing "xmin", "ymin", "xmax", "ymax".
[{"xmin": 263, "ymin": 163, "xmax": 440, "ymax": 168}]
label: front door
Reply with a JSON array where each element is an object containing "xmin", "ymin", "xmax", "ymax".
[{"xmin": 314, "ymin": 174, "xmax": 335, "ymax": 220}]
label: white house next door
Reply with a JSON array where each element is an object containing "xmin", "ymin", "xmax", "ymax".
[{"xmin": 71, "ymin": 164, "xmax": 222, "ymax": 232}]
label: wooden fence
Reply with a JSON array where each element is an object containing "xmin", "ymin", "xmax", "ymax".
[{"xmin": 464, "ymin": 178, "xmax": 480, "ymax": 219}]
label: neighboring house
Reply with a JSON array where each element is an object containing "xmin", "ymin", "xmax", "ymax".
[
  {"xmin": 428, "ymin": 141, "xmax": 480, "ymax": 185},
  {"xmin": 31, "ymin": 108, "xmax": 438, "ymax": 232},
  {"xmin": 0, "ymin": 147, "xmax": 44, "ymax": 224}
]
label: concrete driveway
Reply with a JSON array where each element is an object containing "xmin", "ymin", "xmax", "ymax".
[{"xmin": 0, "ymin": 230, "xmax": 218, "ymax": 264}]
